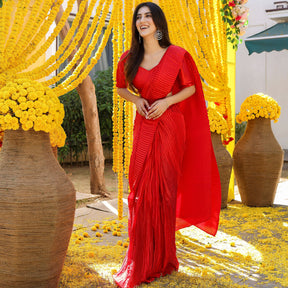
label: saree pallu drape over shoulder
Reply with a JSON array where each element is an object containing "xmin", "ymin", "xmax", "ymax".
[{"xmin": 114, "ymin": 45, "xmax": 221, "ymax": 288}]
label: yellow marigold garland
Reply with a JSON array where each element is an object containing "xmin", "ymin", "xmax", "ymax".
[
  {"xmin": 9, "ymin": 0, "xmax": 54, "ymax": 66},
  {"xmin": 0, "ymin": 0, "xmax": 116, "ymax": 97},
  {"xmin": 0, "ymin": 79, "xmax": 66, "ymax": 147},
  {"xmin": 116, "ymin": 0, "xmax": 124, "ymax": 220},
  {"xmin": 0, "ymin": 0, "xmax": 73, "ymax": 78},
  {"xmin": 207, "ymin": 107, "xmax": 229, "ymax": 136},
  {"xmin": 52, "ymin": 0, "xmax": 114, "ymax": 96},
  {"xmin": 19, "ymin": 0, "xmax": 93, "ymax": 82},
  {"xmin": 236, "ymin": 93, "xmax": 281, "ymax": 124}
]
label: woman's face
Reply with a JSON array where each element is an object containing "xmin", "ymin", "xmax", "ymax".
[{"xmin": 136, "ymin": 6, "xmax": 157, "ymax": 39}]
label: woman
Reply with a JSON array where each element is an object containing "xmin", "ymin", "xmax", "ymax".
[{"xmin": 113, "ymin": 2, "xmax": 221, "ymax": 287}]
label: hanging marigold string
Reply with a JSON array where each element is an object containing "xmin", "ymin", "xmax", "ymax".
[
  {"xmin": 0, "ymin": 0, "xmax": 116, "ymax": 97},
  {"xmin": 20, "ymin": 0, "xmax": 101, "ymax": 82}
]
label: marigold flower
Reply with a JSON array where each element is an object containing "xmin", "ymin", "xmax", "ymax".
[
  {"xmin": 83, "ymin": 232, "xmax": 89, "ymax": 238},
  {"xmin": 88, "ymin": 252, "xmax": 95, "ymax": 258},
  {"xmin": 95, "ymin": 232, "xmax": 102, "ymax": 237}
]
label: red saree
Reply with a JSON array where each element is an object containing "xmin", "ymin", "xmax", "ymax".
[{"xmin": 113, "ymin": 45, "xmax": 221, "ymax": 288}]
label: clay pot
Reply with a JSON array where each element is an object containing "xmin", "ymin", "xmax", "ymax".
[
  {"xmin": 0, "ymin": 129, "xmax": 76, "ymax": 288},
  {"xmin": 211, "ymin": 132, "xmax": 233, "ymax": 209},
  {"xmin": 233, "ymin": 118, "xmax": 283, "ymax": 206}
]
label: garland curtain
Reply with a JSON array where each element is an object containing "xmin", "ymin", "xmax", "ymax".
[{"xmin": 0, "ymin": 0, "xmax": 231, "ymax": 219}]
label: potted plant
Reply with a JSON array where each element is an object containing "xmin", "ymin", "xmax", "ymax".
[
  {"xmin": 233, "ymin": 93, "xmax": 283, "ymax": 206},
  {"xmin": 0, "ymin": 78, "xmax": 75, "ymax": 287}
]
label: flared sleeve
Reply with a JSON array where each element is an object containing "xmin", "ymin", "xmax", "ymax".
[
  {"xmin": 177, "ymin": 54, "xmax": 195, "ymax": 89},
  {"xmin": 116, "ymin": 51, "xmax": 129, "ymax": 88}
]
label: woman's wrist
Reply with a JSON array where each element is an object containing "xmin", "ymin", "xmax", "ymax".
[{"xmin": 165, "ymin": 95, "xmax": 174, "ymax": 107}]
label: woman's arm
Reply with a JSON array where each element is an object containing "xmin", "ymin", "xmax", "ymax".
[
  {"xmin": 147, "ymin": 85, "xmax": 195, "ymax": 120},
  {"xmin": 117, "ymin": 88, "xmax": 150, "ymax": 118}
]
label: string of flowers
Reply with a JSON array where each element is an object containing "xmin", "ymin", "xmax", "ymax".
[
  {"xmin": 123, "ymin": 0, "xmax": 133, "ymax": 179},
  {"xmin": 39, "ymin": 0, "xmax": 104, "ymax": 86},
  {"xmin": 52, "ymin": 0, "xmax": 114, "ymax": 96},
  {"xmin": 220, "ymin": 0, "xmax": 249, "ymax": 50},
  {"xmin": 117, "ymin": 0, "xmax": 124, "ymax": 220},
  {"xmin": 236, "ymin": 93, "xmax": 281, "ymax": 124},
  {"xmin": 19, "ymin": 0, "xmax": 97, "ymax": 82},
  {"xmin": 8, "ymin": 0, "xmax": 55, "ymax": 66},
  {"xmin": 0, "ymin": 0, "xmax": 115, "ymax": 98},
  {"xmin": 112, "ymin": 11, "xmax": 119, "ymax": 176},
  {"xmin": 0, "ymin": 0, "xmax": 73, "ymax": 78}
]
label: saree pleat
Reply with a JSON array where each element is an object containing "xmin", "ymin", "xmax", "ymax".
[
  {"xmin": 114, "ymin": 108, "xmax": 185, "ymax": 288},
  {"xmin": 113, "ymin": 45, "xmax": 221, "ymax": 288}
]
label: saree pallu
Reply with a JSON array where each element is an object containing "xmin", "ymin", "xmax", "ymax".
[{"xmin": 114, "ymin": 45, "xmax": 221, "ymax": 288}]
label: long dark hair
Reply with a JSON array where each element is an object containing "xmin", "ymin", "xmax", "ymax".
[{"xmin": 124, "ymin": 2, "xmax": 172, "ymax": 90}]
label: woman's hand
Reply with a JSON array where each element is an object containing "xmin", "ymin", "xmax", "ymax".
[
  {"xmin": 147, "ymin": 98, "xmax": 169, "ymax": 120},
  {"xmin": 135, "ymin": 97, "xmax": 150, "ymax": 117}
]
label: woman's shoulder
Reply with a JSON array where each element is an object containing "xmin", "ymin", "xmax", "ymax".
[
  {"xmin": 168, "ymin": 45, "xmax": 188, "ymax": 56},
  {"xmin": 120, "ymin": 50, "xmax": 130, "ymax": 61}
]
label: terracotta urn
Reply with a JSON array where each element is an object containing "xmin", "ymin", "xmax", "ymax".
[
  {"xmin": 0, "ymin": 129, "xmax": 76, "ymax": 288},
  {"xmin": 233, "ymin": 118, "xmax": 283, "ymax": 206},
  {"xmin": 211, "ymin": 132, "xmax": 233, "ymax": 209}
]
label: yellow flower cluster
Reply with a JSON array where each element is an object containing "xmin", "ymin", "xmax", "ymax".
[
  {"xmin": 236, "ymin": 93, "xmax": 281, "ymax": 124},
  {"xmin": 207, "ymin": 107, "xmax": 229, "ymax": 135},
  {"xmin": 0, "ymin": 79, "xmax": 66, "ymax": 147}
]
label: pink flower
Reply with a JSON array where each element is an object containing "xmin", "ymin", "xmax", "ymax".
[{"xmin": 229, "ymin": 1, "xmax": 236, "ymax": 7}]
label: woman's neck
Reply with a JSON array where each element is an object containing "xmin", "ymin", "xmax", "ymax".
[{"xmin": 143, "ymin": 36, "xmax": 163, "ymax": 55}]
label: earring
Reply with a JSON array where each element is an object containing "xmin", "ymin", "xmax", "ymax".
[
  {"xmin": 139, "ymin": 34, "xmax": 141, "ymax": 43},
  {"xmin": 154, "ymin": 29, "xmax": 163, "ymax": 41}
]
